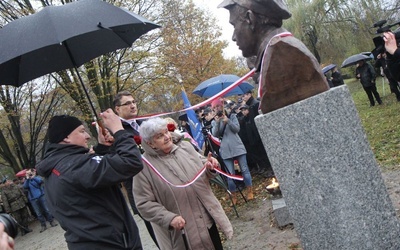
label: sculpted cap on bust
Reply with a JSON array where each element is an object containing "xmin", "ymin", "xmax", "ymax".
[{"xmin": 218, "ymin": 0, "xmax": 291, "ymax": 20}]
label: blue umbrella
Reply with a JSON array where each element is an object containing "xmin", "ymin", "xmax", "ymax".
[
  {"xmin": 193, "ymin": 74, "xmax": 254, "ymax": 97},
  {"xmin": 322, "ymin": 64, "xmax": 336, "ymax": 74}
]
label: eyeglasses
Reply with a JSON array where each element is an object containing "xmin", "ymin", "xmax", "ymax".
[{"xmin": 118, "ymin": 100, "xmax": 136, "ymax": 106}]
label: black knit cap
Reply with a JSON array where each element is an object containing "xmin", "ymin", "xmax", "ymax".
[{"xmin": 48, "ymin": 115, "xmax": 83, "ymax": 143}]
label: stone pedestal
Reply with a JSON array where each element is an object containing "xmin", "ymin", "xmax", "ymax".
[
  {"xmin": 255, "ymin": 86, "xmax": 400, "ymax": 249},
  {"xmin": 271, "ymin": 198, "xmax": 292, "ymax": 227}
]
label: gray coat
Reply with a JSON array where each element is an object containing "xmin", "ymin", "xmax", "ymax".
[{"xmin": 211, "ymin": 113, "xmax": 247, "ymax": 159}]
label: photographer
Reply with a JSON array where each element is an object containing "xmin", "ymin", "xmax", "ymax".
[
  {"xmin": 23, "ymin": 169, "xmax": 57, "ymax": 233},
  {"xmin": 384, "ymin": 31, "xmax": 400, "ymax": 81},
  {"xmin": 211, "ymin": 99, "xmax": 253, "ymax": 204}
]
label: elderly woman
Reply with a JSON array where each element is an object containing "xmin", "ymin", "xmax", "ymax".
[{"xmin": 133, "ymin": 117, "xmax": 233, "ymax": 250}]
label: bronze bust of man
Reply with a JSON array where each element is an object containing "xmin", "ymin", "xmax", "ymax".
[{"xmin": 218, "ymin": 0, "xmax": 329, "ymax": 114}]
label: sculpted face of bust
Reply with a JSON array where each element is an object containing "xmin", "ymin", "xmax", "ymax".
[{"xmin": 228, "ymin": 5, "xmax": 259, "ymax": 57}]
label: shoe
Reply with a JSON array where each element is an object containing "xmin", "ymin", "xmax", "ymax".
[
  {"xmin": 246, "ymin": 186, "xmax": 254, "ymax": 201},
  {"xmin": 50, "ymin": 221, "xmax": 58, "ymax": 227},
  {"xmin": 40, "ymin": 225, "xmax": 47, "ymax": 233}
]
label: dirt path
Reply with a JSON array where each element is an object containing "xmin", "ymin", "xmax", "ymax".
[{"xmin": 13, "ymin": 170, "xmax": 400, "ymax": 250}]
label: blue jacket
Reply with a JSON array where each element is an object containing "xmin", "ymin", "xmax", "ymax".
[{"xmin": 23, "ymin": 177, "xmax": 44, "ymax": 200}]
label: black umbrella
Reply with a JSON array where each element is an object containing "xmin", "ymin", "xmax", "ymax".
[
  {"xmin": 322, "ymin": 64, "xmax": 336, "ymax": 74},
  {"xmin": 341, "ymin": 54, "xmax": 372, "ymax": 68},
  {"xmin": 0, "ymin": 0, "xmax": 159, "ymax": 119}
]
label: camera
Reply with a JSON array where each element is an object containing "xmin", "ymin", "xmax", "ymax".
[
  {"xmin": 0, "ymin": 214, "xmax": 18, "ymax": 238},
  {"xmin": 216, "ymin": 110, "xmax": 224, "ymax": 117},
  {"xmin": 372, "ymin": 20, "xmax": 400, "ymax": 58}
]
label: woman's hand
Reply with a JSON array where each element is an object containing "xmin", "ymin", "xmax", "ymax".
[
  {"xmin": 170, "ymin": 216, "xmax": 186, "ymax": 230},
  {"xmin": 383, "ymin": 32, "xmax": 398, "ymax": 55},
  {"xmin": 205, "ymin": 152, "xmax": 219, "ymax": 170}
]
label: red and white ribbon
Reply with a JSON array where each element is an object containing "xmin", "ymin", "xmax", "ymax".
[
  {"xmin": 141, "ymin": 156, "xmax": 243, "ymax": 188},
  {"xmin": 135, "ymin": 69, "xmax": 256, "ymax": 120},
  {"xmin": 207, "ymin": 133, "xmax": 221, "ymax": 146}
]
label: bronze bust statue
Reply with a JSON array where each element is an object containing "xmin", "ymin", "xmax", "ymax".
[{"xmin": 219, "ymin": 0, "xmax": 329, "ymax": 114}]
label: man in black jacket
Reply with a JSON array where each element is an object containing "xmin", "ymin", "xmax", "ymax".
[
  {"xmin": 36, "ymin": 109, "xmax": 143, "ymax": 249},
  {"xmin": 356, "ymin": 60, "xmax": 382, "ymax": 107}
]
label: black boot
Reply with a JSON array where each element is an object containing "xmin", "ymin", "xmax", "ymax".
[
  {"xmin": 40, "ymin": 225, "xmax": 47, "ymax": 233},
  {"xmin": 50, "ymin": 221, "xmax": 58, "ymax": 227}
]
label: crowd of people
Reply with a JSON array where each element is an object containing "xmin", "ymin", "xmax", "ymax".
[{"xmin": 0, "ymin": 168, "xmax": 57, "ymax": 240}]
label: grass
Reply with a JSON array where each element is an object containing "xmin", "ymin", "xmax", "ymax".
[{"xmin": 346, "ymin": 77, "xmax": 400, "ymax": 171}]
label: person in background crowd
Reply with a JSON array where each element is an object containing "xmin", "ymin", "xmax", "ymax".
[
  {"xmin": 241, "ymin": 91, "xmax": 274, "ymax": 177},
  {"xmin": 384, "ymin": 31, "xmax": 400, "ymax": 81},
  {"xmin": 178, "ymin": 114, "xmax": 193, "ymax": 138},
  {"xmin": 16, "ymin": 177, "xmax": 37, "ymax": 222},
  {"xmin": 375, "ymin": 52, "xmax": 400, "ymax": 101},
  {"xmin": 1, "ymin": 179, "xmax": 32, "ymax": 236},
  {"xmin": 113, "ymin": 91, "xmax": 159, "ymax": 248},
  {"xmin": 325, "ymin": 74, "xmax": 334, "ymax": 88},
  {"xmin": 23, "ymin": 168, "xmax": 57, "ymax": 233},
  {"xmin": 36, "ymin": 111, "xmax": 143, "ymax": 249},
  {"xmin": 211, "ymin": 99, "xmax": 253, "ymax": 204},
  {"xmin": 164, "ymin": 117, "xmax": 200, "ymax": 152},
  {"xmin": 238, "ymin": 104, "xmax": 274, "ymax": 178},
  {"xmin": 330, "ymin": 66, "xmax": 345, "ymax": 87},
  {"xmin": 202, "ymin": 107, "xmax": 220, "ymax": 158},
  {"xmin": 133, "ymin": 117, "xmax": 233, "ymax": 250},
  {"xmin": 356, "ymin": 60, "xmax": 382, "ymax": 107}
]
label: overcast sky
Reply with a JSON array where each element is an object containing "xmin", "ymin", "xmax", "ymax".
[{"xmin": 193, "ymin": 0, "xmax": 242, "ymax": 57}]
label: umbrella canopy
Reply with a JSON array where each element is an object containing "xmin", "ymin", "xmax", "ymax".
[
  {"xmin": 0, "ymin": 0, "xmax": 160, "ymax": 87},
  {"xmin": 341, "ymin": 54, "xmax": 372, "ymax": 68},
  {"xmin": 193, "ymin": 74, "xmax": 254, "ymax": 98},
  {"xmin": 15, "ymin": 169, "xmax": 27, "ymax": 178},
  {"xmin": 322, "ymin": 64, "xmax": 336, "ymax": 74}
]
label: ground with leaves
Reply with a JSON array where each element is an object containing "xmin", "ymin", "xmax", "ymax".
[{"xmin": 13, "ymin": 170, "xmax": 400, "ymax": 250}]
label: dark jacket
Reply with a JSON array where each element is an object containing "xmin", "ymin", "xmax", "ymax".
[
  {"xmin": 386, "ymin": 48, "xmax": 400, "ymax": 81},
  {"xmin": 245, "ymin": 96, "xmax": 260, "ymax": 121},
  {"xmin": 331, "ymin": 71, "xmax": 344, "ymax": 87},
  {"xmin": 36, "ymin": 130, "xmax": 143, "ymax": 250},
  {"xmin": 356, "ymin": 62, "xmax": 376, "ymax": 87}
]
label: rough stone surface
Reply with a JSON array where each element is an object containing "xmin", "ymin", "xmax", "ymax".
[
  {"xmin": 272, "ymin": 198, "xmax": 293, "ymax": 227},
  {"xmin": 255, "ymin": 85, "xmax": 400, "ymax": 250}
]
